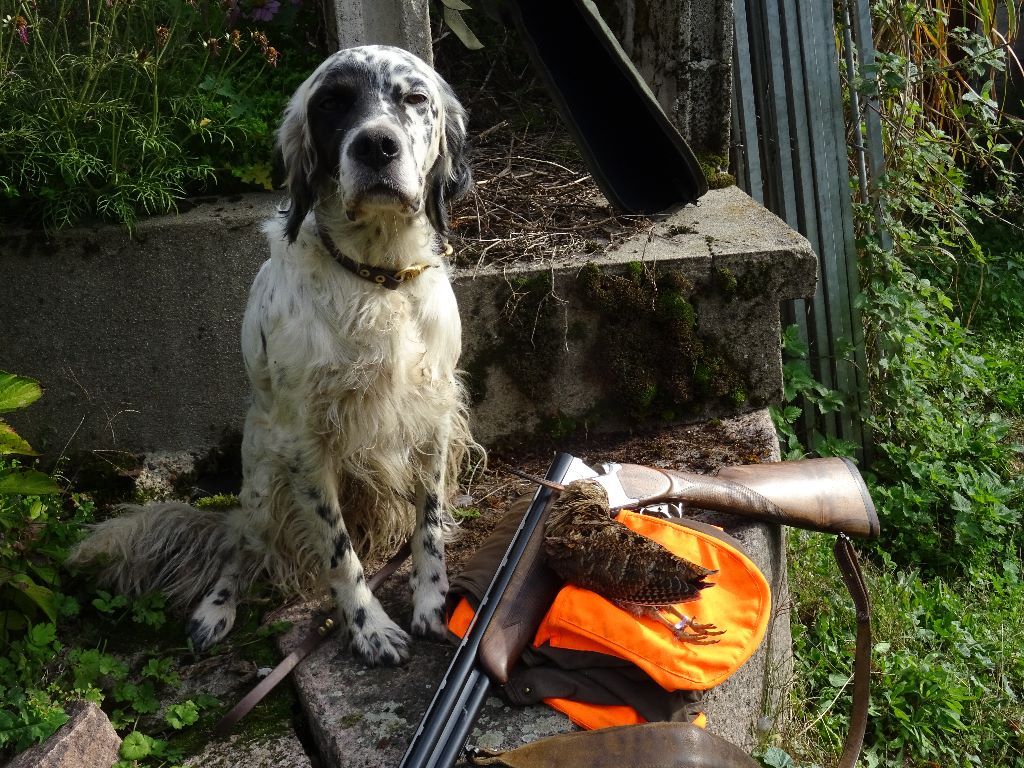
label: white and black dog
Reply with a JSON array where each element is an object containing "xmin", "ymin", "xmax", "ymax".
[{"xmin": 69, "ymin": 46, "xmax": 478, "ymax": 667}]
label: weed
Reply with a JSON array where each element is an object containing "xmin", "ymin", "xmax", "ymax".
[
  {"xmin": 779, "ymin": 0, "xmax": 1024, "ymax": 765},
  {"xmin": 0, "ymin": 0, "xmax": 326, "ymax": 231}
]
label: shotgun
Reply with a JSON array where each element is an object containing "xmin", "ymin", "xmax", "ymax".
[{"xmin": 400, "ymin": 454, "xmax": 878, "ymax": 768}]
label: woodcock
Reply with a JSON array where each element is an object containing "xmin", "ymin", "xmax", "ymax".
[{"xmin": 543, "ymin": 479, "xmax": 725, "ymax": 643}]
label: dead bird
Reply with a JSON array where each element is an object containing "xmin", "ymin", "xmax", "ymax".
[{"xmin": 543, "ymin": 479, "xmax": 725, "ymax": 644}]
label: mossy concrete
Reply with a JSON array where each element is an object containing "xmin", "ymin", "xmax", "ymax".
[
  {"xmin": 460, "ymin": 186, "xmax": 817, "ymax": 444},
  {"xmin": 0, "ymin": 187, "xmax": 815, "ymax": 458}
]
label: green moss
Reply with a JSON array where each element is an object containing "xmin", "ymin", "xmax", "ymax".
[
  {"xmin": 539, "ymin": 412, "xmax": 583, "ymax": 441},
  {"xmin": 696, "ymin": 153, "xmax": 736, "ymax": 190},
  {"xmin": 575, "ymin": 262, "xmax": 748, "ymax": 420},
  {"xmin": 474, "ymin": 271, "xmax": 564, "ymax": 404},
  {"xmin": 195, "ymin": 493, "xmax": 239, "ymax": 510},
  {"xmin": 339, "ymin": 712, "xmax": 365, "ymax": 729},
  {"xmin": 715, "ymin": 267, "xmax": 738, "ymax": 296},
  {"xmin": 707, "ymin": 171, "xmax": 736, "ymax": 189},
  {"xmin": 655, "ymin": 291, "xmax": 696, "ymax": 328},
  {"xmin": 625, "ymin": 260, "xmax": 645, "ymax": 281},
  {"xmin": 475, "ymin": 260, "xmax": 751, "ymax": 440},
  {"xmin": 452, "ymin": 506, "xmax": 482, "ymax": 521}
]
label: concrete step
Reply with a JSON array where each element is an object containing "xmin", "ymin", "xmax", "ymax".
[
  {"xmin": 1, "ymin": 187, "xmax": 814, "ymax": 457},
  {"xmin": 267, "ymin": 412, "xmax": 789, "ymax": 768}
]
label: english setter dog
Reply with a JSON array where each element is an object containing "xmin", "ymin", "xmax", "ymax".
[{"xmin": 70, "ymin": 45, "xmax": 478, "ymax": 666}]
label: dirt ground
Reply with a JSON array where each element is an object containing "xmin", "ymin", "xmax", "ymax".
[{"xmin": 434, "ymin": 30, "xmax": 652, "ymax": 270}]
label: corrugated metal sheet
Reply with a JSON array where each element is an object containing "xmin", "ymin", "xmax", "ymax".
[{"xmin": 733, "ymin": 0, "xmax": 882, "ymax": 460}]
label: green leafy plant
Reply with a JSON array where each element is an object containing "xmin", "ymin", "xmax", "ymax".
[
  {"xmin": 434, "ymin": 0, "xmax": 484, "ymax": 50},
  {"xmin": 0, "ymin": 372, "xmax": 59, "ymax": 496},
  {"xmin": 0, "ymin": 0, "xmax": 326, "ymax": 231},
  {"xmin": 770, "ymin": 326, "xmax": 854, "ymax": 461},
  {"xmin": 778, "ymin": 2, "xmax": 1024, "ymax": 766}
]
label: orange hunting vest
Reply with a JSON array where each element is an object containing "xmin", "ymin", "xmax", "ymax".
[{"xmin": 447, "ymin": 508, "xmax": 772, "ymax": 731}]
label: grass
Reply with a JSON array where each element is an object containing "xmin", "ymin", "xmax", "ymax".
[{"xmin": 774, "ymin": 223, "xmax": 1024, "ymax": 767}]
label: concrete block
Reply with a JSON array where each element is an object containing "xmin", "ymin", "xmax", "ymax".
[
  {"xmin": 458, "ymin": 186, "xmax": 817, "ymax": 444},
  {"xmin": 594, "ymin": 0, "xmax": 734, "ymax": 158},
  {"xmin": 5, "ymin": 701, "xmax": 120, "ymax": 768},
  {"xmin": 0, "ymin": 187, "xmax": 815, "ymax": 457},
  {"xmin": 182, "ymin": 733, "xmax": 313, "ymax": 768},
  {"xmin": 331, "ymin": 0, "xmax": 433, "ymax": 63},
  {"xmin": 272, "ymin": 411, "xmax": 790, "ymax": 766}
]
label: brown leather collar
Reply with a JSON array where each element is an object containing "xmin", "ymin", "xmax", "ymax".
[{"xmin": 318, "ymin": 229, "xmax": 434, "ymax": 290}]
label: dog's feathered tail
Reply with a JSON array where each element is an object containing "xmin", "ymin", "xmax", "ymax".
[{"xmin": 66, "ymin": 503, "xmax": 261, "ymax": 610}]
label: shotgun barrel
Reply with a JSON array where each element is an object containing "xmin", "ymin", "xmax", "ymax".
[{"xmin": 399, "ymin": 452, "xmax": 576, "ymax": 768}]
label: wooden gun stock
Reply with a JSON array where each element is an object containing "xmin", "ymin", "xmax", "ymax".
[{"xmin": 613, "ymin": 457, "xmax": 879, "ymax": 539}]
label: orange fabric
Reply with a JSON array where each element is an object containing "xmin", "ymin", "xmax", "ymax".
[
  {"xmin": 533, "ymin": 510, "xmax": 771, "ymax": 691},
  {"xmin": 543, "ymin": 698, "xmax": 647, "ymax": 730},
  {"xmin": 448, "ymin": 595, "xmax": 476, "ymax": 639},
  {"xmin": 444, "ymin": 511, "xmax": 770, "ymax": 731}
]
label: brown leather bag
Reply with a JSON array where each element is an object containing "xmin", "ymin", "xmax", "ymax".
[{"xmin": 465, "ymin": 721, "xmax": 761, "ymax": 767}]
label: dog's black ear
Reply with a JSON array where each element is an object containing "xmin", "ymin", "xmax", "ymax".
[
  {"xmin": 426, "ymin": 80, "xmax": 472, "ymax": 235},
  {"xmin": 277, "ymin": 87, "xmax": 320, "ymax": 243}
]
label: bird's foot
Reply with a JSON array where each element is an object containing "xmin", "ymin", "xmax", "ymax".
[{"xmin": 656, "ymin": 606, "xmax": 726, "ymax": 645}]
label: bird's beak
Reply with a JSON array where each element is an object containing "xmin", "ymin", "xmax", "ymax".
[{"xmin": 507, "ymin": 464, "xmax": 640, "ymax": 510}]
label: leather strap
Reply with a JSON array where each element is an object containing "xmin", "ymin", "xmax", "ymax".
[
  {"xmin": 461, "ymin": 534, "xmax": 873, "ymax": 768},
  {"xmin": 214, "ymin": 541, "xmax": 412, "ymax": 735},
  {"xmin": 834, "ymin": 534, "xmax": 871, "ymax": 768}
]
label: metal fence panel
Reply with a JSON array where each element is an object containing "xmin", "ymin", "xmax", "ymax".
[{"xmin": 732, "ymin": 0, "xmax": 879, "ymax": 458}]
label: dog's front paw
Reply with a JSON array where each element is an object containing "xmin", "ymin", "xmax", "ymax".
[
  {"xmin": 187, "ymin": 592, "xmax": 237, "ymax": 652},
  {"xmin": 410, "ymin": 587, "xmax": 448, "ymax": 642},
  {"xmin": 346, "ymin": 602, "xmax": 410, "ymax": 667}
]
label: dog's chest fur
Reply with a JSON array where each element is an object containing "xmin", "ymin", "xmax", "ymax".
[{"xmin": 245, "ymin": 222, "xmax": 461, "ymax": 462}]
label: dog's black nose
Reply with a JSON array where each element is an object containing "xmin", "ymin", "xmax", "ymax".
[{"xmin": 350, "ymin": 128, "xmax": 402, "ymax": 170}]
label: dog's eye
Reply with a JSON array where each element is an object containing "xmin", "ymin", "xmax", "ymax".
[
  {"xmin": 404, "ymin": 93, "xmax": 429, "ymax": 106},
  {"xmin": 317, "ymin": 94, "xmax": 350, "ymax": 112}
]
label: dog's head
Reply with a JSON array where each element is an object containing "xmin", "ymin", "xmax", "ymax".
[{"xmin": 277, "ymin": 45, "xmax": 471, "ymax": 242}]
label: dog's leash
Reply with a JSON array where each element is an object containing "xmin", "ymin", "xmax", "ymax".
[{"xmin": 214, "ymin": 541, "xmax": 412, "ymax": 735}]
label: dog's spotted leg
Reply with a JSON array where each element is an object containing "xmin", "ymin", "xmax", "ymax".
[
  {"xmin": 410, "ymin": 431, "xmax": 451, "ymax": 641},
  {"xmin": 302, "ymin": 475, "xmax": 411, "ymax": 666},
  {"xmin": 187, "ymin": 547, "xmax": 242, "ymax": 652}
]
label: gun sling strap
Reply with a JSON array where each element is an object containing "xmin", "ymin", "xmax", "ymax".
[{"xmin": 464, "ymin": 533, "xmax": 872, "ymax": 768}]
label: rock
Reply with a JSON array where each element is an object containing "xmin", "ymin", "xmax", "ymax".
[
  {"xmin": 134, "ymin": 450, "xmax": 198, "ymax": 501},
  {"xmin": 5, "ymin": 700, "xmax": 120, "ymax": 768},
  {"xmin": 183, "ymin": 733, "xmax": 313, "ymax": 768}
]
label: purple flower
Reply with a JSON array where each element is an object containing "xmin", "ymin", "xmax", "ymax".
[
  {"xmin": 14, "ymin": 15, "xmax": 28, "ymax": 45},
  {"xmin": 247, "ymin": 0, "xmax": 280, "ymax": 22}
]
